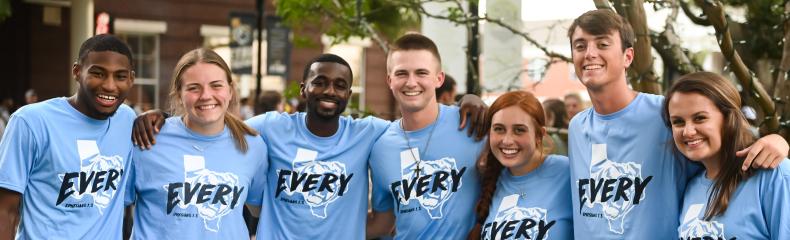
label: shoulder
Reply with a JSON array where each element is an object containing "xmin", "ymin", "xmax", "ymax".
[
  {"xmin": 11, "ymin": 98, "xmax": 63, "ymax": 120},
  {"xmin": 245, "ymin": 111, "xmax": 295, "ymax": 129},
  {"xmin": 112, "ymin": 104, "xmax": 137, "ymax": 122},
  {"xmin": 755, "ymin": 160, "xmax": 790, "ymax": 184},
  {"xmin": 541, "ymin": 154, "xmax": 570, "ymax": 176},
  {"xmin": 637, "ymin": 92, "xmax": 665, "ymax": 110}
]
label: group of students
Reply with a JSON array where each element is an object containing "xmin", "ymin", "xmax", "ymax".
[{"xmin": 1, "ymin": 9, "xmax": 789, "ymax": 240}]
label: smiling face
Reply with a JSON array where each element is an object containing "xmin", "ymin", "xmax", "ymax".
[
  {"xmin": 387, "ymin": 50, "xmax": 444, "ymax": 113},
  {"xmin": 301, "ymin": 62, "xmax": 352, "ymax": 120},
  {"xmin": 180, "ymin": 62, "xmax": 232, "ymax": 132},
  {"xmin": 570, "ymin": 28, "xmax": 633, "ymax": 92},
  {"xmin": 489, "ymin": 105, "xmax": 544, "ymax": 176},
  {"xmin": 72, "ymin": 51, "xmax": 134, "ymax": 120},
  {"xmin": 668, "ymin": 92, "xmax": 724, "ymax": 164}
]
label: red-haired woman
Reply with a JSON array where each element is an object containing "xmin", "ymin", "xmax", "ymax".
[{"xmin": 468, "ymin": 91, "xmax": 572, "ymax": 240}]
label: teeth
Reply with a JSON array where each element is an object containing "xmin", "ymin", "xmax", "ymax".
[
  {"xmin": 198, "ymin": 104, "xmax": 217, "ymax": 110},
  {"xmin": 97, "ymin": 94, "xmax": 116, "ymax": 100},
  {"xmin": 687, "ymin": 139, "xmax": 702, "ymax": 145},
  {"xmin": 583, "ymin": 65, "xmax": 603, "ymax": 70},
  {"xmin": 501, "ymin": 148, "xmax": 519, "ymax": 155},
  {"xmin": 403, "ymin": 91, "xmax": 421, "ymax": 96}
]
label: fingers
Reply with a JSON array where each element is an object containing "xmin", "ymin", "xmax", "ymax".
[
  {"xmin": 741, "ymin": 144, "xmax": 762, "ymax": 171},
  {"xmin": 737, "ymin": 146, "xmax": 753, "ymax": 171},
  {"xmin": 458, "ymin": 107, "xmax": 469, "ymax": 130},
  {"xmin": 475, "ymin": 106, "xmax": 487, "ymax": 140}
]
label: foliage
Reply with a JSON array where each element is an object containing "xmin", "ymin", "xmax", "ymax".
[{"xmin": 0, "ymin": 0, "xmax": 11, "ymax": 23}]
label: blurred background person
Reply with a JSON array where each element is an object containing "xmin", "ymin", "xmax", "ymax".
[
  {"xmin": 254, "ymin": 90, "xmax": 284, "ymax": 114},
  {"xmin": 240, "ymin": 97, "xmax": 255, "ymax": 120},
  {"xmin": 24, "ymin": 89, "xmax": 38, "ymax": 105},
  {"xmin": 436, "ymin": 74, "xmax": 457, "ymax": 105},
  {"xmin": 542, "ymin": 98, "xmax": 568, "ymax": 155},
  {"xmin": 563, "ymin": 92, "xmax": 583, "ymax": 120}
]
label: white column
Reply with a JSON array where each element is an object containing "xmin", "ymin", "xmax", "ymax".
[
  {"xmin": 69, "ymin": 0, "xmax": 94, "ymax": 94},
  {"xmin": 421, "ymin": 1, "xmax": 468, "ymax": 93}
]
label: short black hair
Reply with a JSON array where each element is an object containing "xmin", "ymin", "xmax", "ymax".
[
  {"xmin": 436, "ymin": 74, "xmax": 456, "ymax": 99},
  {"xmin": 302, "ymin": 53, "xmax": 352, "ymax": 82},
  {"xmin": 77, "ymin": 34, "xmax": 134, "ymax": 66}
]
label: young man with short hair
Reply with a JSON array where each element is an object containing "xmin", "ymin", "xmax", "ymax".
[
  {"xmin": 367, "ymin": 33, "xmax": 483, "ymax": 239},
  {"xmin": 0, "ymin": 34, "xmax": 137, "ymax": 239},
  {"xmin": 566, "ymin": 9, "xmax": 788, "ymax": 239}
]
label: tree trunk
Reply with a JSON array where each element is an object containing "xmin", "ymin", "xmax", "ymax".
[{"xmin": 615, "ymin": 0, "xmax": 662, "ymax": 94}]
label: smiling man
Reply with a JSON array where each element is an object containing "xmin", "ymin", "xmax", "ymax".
[
  {"xmin": 0, "ymin": 34, "xmax": 137, "ymax": 239},
  {"xmin": 367, "ymin": 33, "xmax": 484, "ymax": 239}
]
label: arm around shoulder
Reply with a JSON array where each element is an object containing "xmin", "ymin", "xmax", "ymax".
[{"xmin": 0, "ymin": 188, "xmax": 21, "ymax": 239}]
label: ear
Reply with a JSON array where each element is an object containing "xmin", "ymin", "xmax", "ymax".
[
  {"xmin": 386, "ymin": 74, "xmax": 393, "ymax": 89},
  {"xmin": 435, "ymin": 71, "xmax": 445, "ymax": 88},
  {"xmin": 300, "ymin": 81, "xmax": 306, "ymax": 99},
  {"xmin": 72, "ymin": 63, "xmax": 82, "ymax": 83},
  {"xmin": 129, "ymin": 70, "xmax": 136, "ymax": 85},
  {"xmin": 623, "ymin": 47, "xmax": 634, "ymax": 68}
]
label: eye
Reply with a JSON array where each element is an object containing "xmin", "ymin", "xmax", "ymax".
[
  {"xmin": 311, "ymin": 79, "xmax": 325, "ymax": 87},
  {"xmin": 115, "ymin": 73, "xmax": 128, "ymax": 81},
  {"xmin": 671, "ymin": 118, "xmax": 685, "ymax": 127},
  {"xmin": 334, "ymin": 81, "xmax": 348, "ymax": 90},
  {"xmin": 693, "ymin": 115, "xmax": 707, "ymax": 123},
  {"xmin": 90, "ymin": 71, "xmax": 105, "ymax": 78},
  {"xmin": 514, "ymin": 126, "xmax": 527, "ymax": 134},
  {"xmin": 210, "ymin": 82, "xmax": 225, "ymax": 89},
  {"xmin": 492, "ymin": 126, "xmax": 505, "ymax": 133},
  {"xmin": 573, "ymin": 42, "xmax": 586, "ymax": 51}
]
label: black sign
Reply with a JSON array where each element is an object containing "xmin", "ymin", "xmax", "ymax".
[
  {"xmin": 266, "ymin": 16, "xmax": 291, "ymax": 77},
  {"xmin": 229, "ymin": 12, "xmax": 256, "ymax": 75}
]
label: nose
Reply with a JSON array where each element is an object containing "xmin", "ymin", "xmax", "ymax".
[
  {"xmin": 321, "ymin": 83, "xmax": 338, "ymax": 97},
  {"xmin": 100, "ymin": 76, "xmax": 118, "ymax": 92},
  {"xmin": 682, "ymin": 123, "xmax": 697, "ymax": 138},
  {"xmin": 584, "ymin": 44, "xmax": 598, "ymax": 60},
  {"xmin": 404, "ymin": 74, "xmax": 419, "ymax": 88},
  {"xmin": 198, "ymin": 87, "xmax": 212, "ymax": 100},
  {"xmin": 501, "ymin": 132, "xmax": 515, "ymax": 145}
]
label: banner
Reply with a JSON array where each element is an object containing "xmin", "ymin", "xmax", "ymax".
[
  {"xmin": 266, "ymin": 16, "xmax": 290, "ymax": 77},
  {"xmin": 229, "ymin": 12, "xmax": 256, "ymax": 75}
]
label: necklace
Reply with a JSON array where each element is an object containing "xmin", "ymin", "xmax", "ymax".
[{"xmin": 400, "ymin": 106, "xmax": 440, "ymax": 179}]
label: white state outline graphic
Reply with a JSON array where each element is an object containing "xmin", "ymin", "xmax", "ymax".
[
  {"xmin": 396, "ymin": 148, "xmax": 461, "ymax": 219},
  {"xmin": 57, "ymin": 140, "xmax": 124, "ymax": 215}
]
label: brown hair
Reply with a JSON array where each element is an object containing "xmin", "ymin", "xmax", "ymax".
[
  {"xmin": 467, "ymin": 91, "xmax": 547, "ymax": 240},
  {"xmin": 168, "ymin": 48, "xmax": 258, "ymax": 152},
  {"xmin": 661, "ymin": 71, "xmax": 755, "ymax": 220},
  {"xmin": 387, "ymin": 33, "xmax": 442, "ymax": 72},
  {"xmin": 567, "ymin": 9, "xmax": 635, "ymax": 51}
]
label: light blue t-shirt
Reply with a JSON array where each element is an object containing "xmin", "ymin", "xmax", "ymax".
[
  {"xmin": 568, "ymin": 93, "xmax": 698, "ymax": 239},
  {"xmin": 370, "ymin": 105, "xmax": 483, "ymax": 239},
  {"xmin": 678, "ymin": 160, "xmax": 790, "ymax": 239},
  {"xmin": 126, "ymin": 117, "xmax": 267, "ymax": 239},
  {"xmin": 0, "ymin": 97, "xmax": 135, "ymax": 239},
  {"xmin": 247, "ymin": 112, "xmax": 390, "ymax": 239},
  {"xmin": 481, "ymin": 155, "xmax": 573, "ymax": 240}
]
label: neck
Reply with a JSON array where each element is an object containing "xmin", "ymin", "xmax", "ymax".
[
  {"xmin": 508, "ymin": 152, "xmax": 546, "ymax": 176},
  {"xmin": 701, "ymin": 157, "xmax": 721, "ymax": 179},
  {"xmin": 68, "ymin": 94, "xmax": 105, "ymax": 120},
  {"xmin": 184, "ymin": 116, "xmax": 225, "ymax": 136},
  {"xmin": 588, "ymin": 80, "xmax": 637, "ymax": 115},
  {"xmin": 305, "ymin": 114, "xmax": 340, "ymax": 137},
  {"xmin": 401, "ymin": 101, "xmax": 440, "ymax": 131}
]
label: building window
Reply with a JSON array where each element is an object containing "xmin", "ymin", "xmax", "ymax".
[{"xmin": 117, "ymin": 34, "xmax": 159, "ymax": 113}]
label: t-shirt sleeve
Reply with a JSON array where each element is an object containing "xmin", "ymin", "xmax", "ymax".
[
  {"xmin": 0, "ymin": 115, "xmax": 38, "ymax": 193},
  {"xmin": 763, "ymin": 161, "xmax": 790, "ymax": 239},
  {"xmin": 246, "ymin": 140, "xmax": 268, "ymax": 206},
  {"xmin": 370, "ymin": 139, "xmax": 394, "ymax": 212},
  {"xmin": 124, "ymin": 150, "xmax": 139, "ymax": 206}
]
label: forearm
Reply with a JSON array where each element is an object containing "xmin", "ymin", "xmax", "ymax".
[
  {"xmin": 0, "ymin": 189, "xmax": 21, "ymax": 239},
  {"xmin": 366, "ymin": 210, "xmax": 395, "ymax": 239}
]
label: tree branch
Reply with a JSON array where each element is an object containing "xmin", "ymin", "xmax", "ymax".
[
  {"xmin": 652, "ymin": 0, "xmax": 700, "ymax": 77},
  {"xmin": 679, "ymin": 0, "xmax": 711, "ymax": 26},
  {"xmin": 617, "ymin": 0, "xmax": 662, "ymax": 94},
  {"xmin": 695, "ymin": 0, "xmax": 779, "ymax": 132},
  {"xmin": 593, "ymin": 0, "xmax": 613, "ymax": 10}
]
